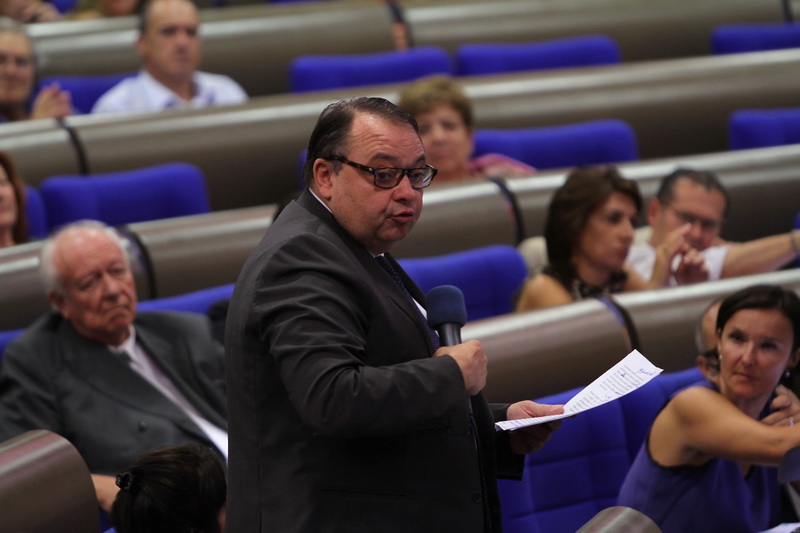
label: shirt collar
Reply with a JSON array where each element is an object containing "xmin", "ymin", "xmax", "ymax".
[{"xmin": 140, "ymin": 70, "xmax": 212, "ymax": 109}]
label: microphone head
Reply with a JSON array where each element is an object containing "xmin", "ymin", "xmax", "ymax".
[{"xmin": 426, "ymin": 285, "xmax": 467, "ymax": 328}]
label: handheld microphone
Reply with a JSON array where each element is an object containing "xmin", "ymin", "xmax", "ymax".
[
  {"xmin": 427, "ymin": 285, "xmax": 474, "ymax": 407},
  {"xmin": 426, "ymin": 285, "xmax": 467, "ymax": 346}
]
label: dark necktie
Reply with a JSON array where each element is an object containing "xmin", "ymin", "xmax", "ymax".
[{"xmin": 376, "ymin": 255, "xmax": 441, "ymax": 351}]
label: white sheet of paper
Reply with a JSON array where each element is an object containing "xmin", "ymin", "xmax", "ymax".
[{"xmin": 495, "ymin": 349, "xmax": 663, "ymax": 431}]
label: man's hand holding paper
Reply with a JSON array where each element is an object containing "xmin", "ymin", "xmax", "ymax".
[{"xmin": 497, "ymin": 350, "xmax": 663, "ymax": 432}]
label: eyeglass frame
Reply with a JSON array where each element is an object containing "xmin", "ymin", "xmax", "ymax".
[
  {"xmin": 325, "ymin": 155, "xmax": 437, "ymax": 189},
  {"xmin": 664, "ymin": 203, "xmax": 723, "ymax": 233}
]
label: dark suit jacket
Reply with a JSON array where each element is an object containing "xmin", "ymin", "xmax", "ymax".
[
  {"xmin": 0, "ymin": 311, "xmax": 227, "ymax": 474},
  {"xmin": 225, "ymin": 190, "xmax": 519, "ymax": 533}
]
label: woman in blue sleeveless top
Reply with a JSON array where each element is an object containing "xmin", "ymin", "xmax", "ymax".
[{"xmin": 618, "ymin": 284, "xmax": 800, "ymax": 533}]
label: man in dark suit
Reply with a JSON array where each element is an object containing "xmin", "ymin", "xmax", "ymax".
[
  {"xmin": 225, "ymin": 97, "xmax": 562, "ymax": 533},
  {"xmin": 0, "ymin": 220, "xmax": 227, "ymax": 511}
]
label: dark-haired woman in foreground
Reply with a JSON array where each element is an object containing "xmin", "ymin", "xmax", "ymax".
[
  {"xmin": 618, "ymin": 284, "xmax": 800, "ymax": 533},
  {"xmin": 110, "ymin": 444, "xmax": 227, "ymax": 533}
]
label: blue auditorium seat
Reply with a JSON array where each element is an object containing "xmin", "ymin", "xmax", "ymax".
[
  {"xmin": 497, "ymin": 367, "xmax": 702, "ymax": 533},
  {"xmin": 473, "ymin": 119, "xmax": 638, "ymax": 171},
  {"xmin": 728, "ymin": 107, "xmax": 800, "ymax": 150},
  {"xmin": 711, "ymin": 23, "xmax": 800, "ymax": 54},
  {"xmin": 49, "ymin": 0, "xmax": 78, "ymax": 13},
  {"xmin": 137, "ymin": 283, "xmax": 235, "ymax": 315},
  {"xmin": 35, "ymin": 72, "xmax": 136, "ymax": 115},
  {"xmin": 39, "ymin": 163, "xmax": 210, "ymax": 231},
  {"xmin": 24, "ymin": 185, "xmax": 48, "ymax": 240},
  {"xmin": 398, "ymin": 244, "xmax": 528, "ymax": 322},
  {"xmin": 455, "ymin": 35, "xmax": 622, "ymax": 76},
  {"xmin": 289, "ymin": 46, "xmax": 453, "ymax": 93},
  {"xmin": 0, "ymin": 328, "xmax": 23, "ymax": 364}
]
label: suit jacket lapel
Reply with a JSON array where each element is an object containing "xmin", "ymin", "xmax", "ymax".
[
  {"xmin": 136, "ymin": 323, "xmax": 227, "ymax": 429},
  {"xmin": 60, "ymin": 321, "xmax": 218, "ymax": 440},
  {"xmin": 296, "ymin": 192, "xmax": 435, "ymax": 353}
]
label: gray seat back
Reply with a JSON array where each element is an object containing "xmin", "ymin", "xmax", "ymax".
[{"xmin": 0, "ymin": 430, "xmax": 99, "ymax": 533}]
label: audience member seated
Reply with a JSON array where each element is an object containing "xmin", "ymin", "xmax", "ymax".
[
  {"xmin": 91, "ymin": 0, "xmax": 247, "ymax": 115},
  {"xmin": 0, "ymin": 150, "xmax": 28, "ymax": 247},
  {"xmin": 627, "ymin": 168, "xmax": 800, "ymax": 285},
  {"xmin": 110, "ymin": 444, "xmax": 226, "ymax": 533},
  {"xmin": 515, "ymin": 165, "xmax": 700, "ymax": 311},
  {"xmin": 0, "ymin": 220, "xmax": 227, "ymax": 512},
  {"xmin": 0, "ymin": 0, "xmax": 60, "ymax": 22},
  {"xmin": 396, "ymin": 75, "xmax": 534, "ymax": 184},
  {"xmin": 68, "ymin": 0, "xmax": 142, "ymax": 20},
  {"xmin": 0, "ymin": 19, "xmax": 71, "ymax": 122},
  {"xmin": 618, "ymin": 284, "xmax": 800, "ymax": 533},
  {"xmin": 695, "ymin": 297, "xmax": 723, "ymax": 379}
]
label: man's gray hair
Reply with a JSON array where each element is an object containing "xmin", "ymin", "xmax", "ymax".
[{"xmin": 39, "ymin": 220, "xmax": 131, "ymax": 296}]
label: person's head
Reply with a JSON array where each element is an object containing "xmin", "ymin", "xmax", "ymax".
[
  {"xmin": 0, "ymin": 20, "xmax": 36, "ymax": 111},
  {"xmin": 648, "ymin": 167, "xmax": 730, "ymax": 251},
  {"xmin": 0, "ymin": 150, "xmax": 28, "ymax": 246},
  {"xmin": 545, "ymin": 165, "xmax": 642, "ymax": 280},
  {"xmin": 303, "ymin": 97, "xmax": 434, "ymax": 255},
  {"xmin": 40, "ymin": 220, "xmax": 137, "ymax": 346},
  {"xmin": 97, "ymin": 0, "xmax": 142, "ymax": 17},
  {"xmin": 110, "ymin": 444, "xmax": 227, "ymax": 533},
  {"xmin": 715, "ymin": 284, "xmax": 800, "ymax": 401},
  {"xmin": 136, "ymin": 0, "xmax": 200, "ymax": 86},
  {"xmin": 397, "ymin": 75, "xmax": 474, "ymax": 183},
  {"xmin": 694, "ymin": 298, "xmax": 722, "ymax": 379}
]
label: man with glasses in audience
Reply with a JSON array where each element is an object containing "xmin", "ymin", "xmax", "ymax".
[
  {"xmin": 225, "ymin": 97, "xmax": 562, "ymax": 533},
  {"xmin": 91, "ymin": 0, "xmax": 247, "ymax": 115},
  {"xmin": 627, "ymin": 167, "xmax": 800, "ymax": 285}
]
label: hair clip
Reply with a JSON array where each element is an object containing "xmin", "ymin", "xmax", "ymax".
[{"xmin": 116, "ymin": 471, "xmax": 138, "ymax": 493}]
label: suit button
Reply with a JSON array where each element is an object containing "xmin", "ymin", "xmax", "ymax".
[
  {"xmin": 138, "ymin": 421, "xmax": 148, "ymax": 432},
  {"xmin": 472, "ymin": 493, "xmax": 482, "ymax": 503}
]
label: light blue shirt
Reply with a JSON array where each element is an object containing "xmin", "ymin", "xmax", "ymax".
[{"xmin": 91, "ymin": 69, "xmax": 247, "ymax": 115}]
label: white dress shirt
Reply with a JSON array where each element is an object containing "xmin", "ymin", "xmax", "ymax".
[
  {"xmin": 111, "ymin": 327, "xmax": 228, "ymax": 459},
  {"xmin": 92, "ymin": 69, "xmax": 247, "ymax": 115}
]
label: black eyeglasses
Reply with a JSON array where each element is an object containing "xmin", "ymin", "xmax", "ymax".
[{"xmin": 327, "ymin": 156, "xmax": 437, "ymax": 189}]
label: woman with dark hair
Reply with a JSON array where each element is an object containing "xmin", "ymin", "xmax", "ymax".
[
  {"xmin": 618, "ymin": 284, "xmax": 800, "ymax": 533},
  {"xmin": 515, "ymin": 165, "xmax": 699, "ymax": 310},
  {"xmin": 0, "ymin": 150, "xmax": 29, "ymax": 247},
  {"xmin": 110, "ymin": 444, "xmax": 227, "ymax": 533}
]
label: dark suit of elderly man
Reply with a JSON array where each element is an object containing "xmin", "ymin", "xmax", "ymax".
[
  {"xmin": 0, "ymin": 220, "xmax": 227, "ymax": 512},
  {"xmin": 225, "ymin": 97, "xmax": 562, "ymax": 533}
]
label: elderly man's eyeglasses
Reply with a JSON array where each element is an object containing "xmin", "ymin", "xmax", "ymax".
[
  {"xmin": 327, "ymin": 156, "xmax": 437, "ymax": 189},
  {"xmin": 665, "ymin": 204, "xmax": 722, "ymax": 233}
]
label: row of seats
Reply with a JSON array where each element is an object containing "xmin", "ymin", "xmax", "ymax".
[
  {"xmin": 3, "ymin": 141, "xmax": 799, "ymax": 332},
  {"xmin": 25, "ymin": 0, "xmax": 788, "ymax": 97},
  {"xmin": 0, "ymin": 204, "xmax": 276, "ymax": 331},
  {"xmin": 4, "ymin": 48, "xmax": 800, "ymax": 212},
  {"xmin": 288, "ymin": 36, "xmax": 622, "ymax": 93}
]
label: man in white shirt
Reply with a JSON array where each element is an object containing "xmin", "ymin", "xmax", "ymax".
[
  {"xmin": 92, "ymin": 0, "xmax": 247, "ymax": 115},
  {"xmin": 627, "ymin": 167, "xmax": 800, "ymax": 284}
]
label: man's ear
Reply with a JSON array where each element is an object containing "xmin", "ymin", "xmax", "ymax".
[
  {"xmin": 134, "ymin": 34, "xmax": 147, "ymax": 57},
  {"xmin": 313, "ymin": 158, "xmax": 335, "ymax": 200},
  {"xmin": 646, "ymin": 197, "xmax": 662, "ymax": 227},
  {"xmin": 47, "ymin": 290, "xmax": 66, "ymax": 316}
]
